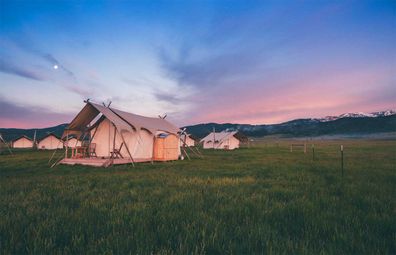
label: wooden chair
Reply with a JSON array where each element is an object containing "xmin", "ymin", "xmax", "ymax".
[
  {"xmin": 111, "ymin": 143, "xmax": 124, "ymax": 159},
  {"xmin": 89, "ymin": 143, "xmax": 97, "ymax": 158}
]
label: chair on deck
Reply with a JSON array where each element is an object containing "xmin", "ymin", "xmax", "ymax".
[
  {"xmin": 89, "ymin": 143, "xmax": 97, "ymax": 158},
  {"xmin": 111, "ymin": 143, "xmax": 124, "ymax": 159}
]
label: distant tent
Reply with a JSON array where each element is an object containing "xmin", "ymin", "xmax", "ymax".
[
  {"xmin": 37, "ymin": 134, "xmax": 63, "ymax": 150},
  {"xmin": 200, "ymin": 131, "xmax": 247, "ymax": 150},
  {"xmin": 58, "ymin": 101, "xmax": 181, "ymax": 167},
  {"xmin": 63, "ymin": 136, "xmax": 82, "ymax": 148},
  {"xmin": 180, "ymin": 133, "xmax": 196, "ymax": 147},
  {"xmin": 12, "ymin": 135, "xmax": 34, "ymax": 148}
]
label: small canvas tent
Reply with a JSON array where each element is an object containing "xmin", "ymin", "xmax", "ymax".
[
  {"xmin": 38, "ymin": 134, "xmax": 63, "ymax": 150},
  {"xmin": 180, "ymin": 134, "xmax": 196, "ymax": 147},
  {"xmin": 58, "ymin": 101, "xmax": 181, "ymax": 167},
  {"xmin": 12, "ymin": 135, "xmax": 34, "ymax": 148},
  {"xmin": 201, "ymin": 131, "xmax": 246, "ymax": 150}
]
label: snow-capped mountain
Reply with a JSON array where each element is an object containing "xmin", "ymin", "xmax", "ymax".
[
  {"xmin": 317, "ymin": 110, "xmax": 396, "ymax": 122},
  {"xmin": 372, "ymin": 110, "xmax": 396, "ymax": 117}
]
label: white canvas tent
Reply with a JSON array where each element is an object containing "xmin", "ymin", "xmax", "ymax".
[
  {"xmin": 57, "ymin": 101, "xmax": 181, "ymax": 167},
  {"xmin": 180, "ymin": 134, "xmax": 196, "ymax": 147},
  {"xmin": 37, "ymin": 134, "xmax": 64, "ymax": 150},
  {"xmin": 201, "ymin": 131, "xmax": 246, "ymax": 150},
  {"xmin": 12, "ymin": 135, "xmax": 34, "ymax": 148},
  {"xmin": 63, "ymin": 137, "xmax": 82, "ymax": 148}
]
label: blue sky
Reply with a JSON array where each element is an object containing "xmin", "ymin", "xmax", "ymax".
[{"xmin": 0, "ymin": 0, "xmax": 395, "ymax": 128}]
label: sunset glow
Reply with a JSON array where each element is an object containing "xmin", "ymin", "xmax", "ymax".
[{"xmin": 0, "ymin": 0, "xmax": 395, "ymax": 128}]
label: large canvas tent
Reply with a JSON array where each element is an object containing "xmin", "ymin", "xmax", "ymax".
[
  {"xmin": 201, "ymin": 131, "xmax": 246, "ymax": 150},
  {"xmin": 58, "ymin": 101, "xmax": 181, "ymax": 167},
  {"xmin": 38, "ymin": 134, "xmax": 63, "ymax": 150},
  {"xmin": 12, "ymin": 135, "xmax": 34, "ymax": 148}
]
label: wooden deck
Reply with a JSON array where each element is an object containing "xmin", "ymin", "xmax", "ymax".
[{"xmin": 59, "ymin": 157, "xmax": 152, "ymax": 167}]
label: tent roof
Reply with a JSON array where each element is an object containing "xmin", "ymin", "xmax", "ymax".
[
  {"xmin": 64, "ymin": 102, "xmax": 180, "ymax": 136},
  {"xmin": 111, "ymin": 107, "xmax": 180, "ymax": 135},
  {"xmin": 200, "ymin": 131, "xmax": 245, "ymax": 143},
  {"xmin": 61, "ymin": 134, "xmax": 79, "ymax": 141},
  {"xmin": 12, "ymin": 135, "xmax": 33, "ymax": 142},
  {"xmin": 180, "ymin": 133, "xmax": 198, "ymax": 141},
  {"xmin": 38, "ymin": 133, "xmax": 61, "ymax": 142}
]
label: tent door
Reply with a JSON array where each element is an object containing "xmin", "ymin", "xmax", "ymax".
[{"xmin": 153, "ymin": 138, "xmax": 165, "ymax": 159}]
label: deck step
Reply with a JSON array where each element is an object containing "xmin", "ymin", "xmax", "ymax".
[
  {"xmin": 58, "ymin": 157, "xmax": 155, "ymax": 167},
  {"xmin": 102, "ymin": 159, "xmax": 113, "ymax": 168}
]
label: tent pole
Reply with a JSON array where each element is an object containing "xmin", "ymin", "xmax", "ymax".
[
  {"xmin": 88, "ymin": 126, "xmax": 99, "ymax": 158},
  {"xmin": 89, "ymin": 126, "xmax": 98, "ymax": 143},
  {"xmin": 213, "ymin": 127, "xmax": 215, "ymax": 149},
  {"xmin": 108, "ymin": 120, "xmax": 111, "ymax": 158},
  {"xmin": 181, "ymin": 138, "xmax": 202, "ymax": 158},
  {"xmin": 151, "ymin": 136, "xmax": 155, "ymax": 164},
  {"xmin": 79, "ymin": 131, "xmax": 89, "ymax": 158},
  {"xmin": 110, "ymin": 124, "xmax": 117, "ymax": 166},
  {"xmin": 182, "ymin": 146, "xmax": 190, "ymax": 160},
  {"xmin": 183, "ymin": 133, "xmax": 188, "ymax": 159},
  {"xmin": 180, "ymin": 132, "xmax": 200, "ymax": 159},
  {"xmin": 49, "ymin": 137, "xmax": 64, "ymax": 164},
  {"xmin": 0, "ymin": 134, "xmax": 13, "ymax": 155},
  {"xmin": 73, "ymin": 136, "xmax": 79, "ymax": 148},
  {"xmin": 117, "ymin": 128, "xmax": 135, "ymax": 167},
  {"xmin": 50, "ymin": 153, "xmax": 65, "ymax": 168},
  {"xmin": 65, "ymin": 131, "xmax": 69, "ymax": 158},
  {"xmin": 180, "ymin": 130, "xmax": 203, "ymax": 158}
]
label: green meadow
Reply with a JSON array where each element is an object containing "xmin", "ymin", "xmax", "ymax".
[{"xmin": 0, "ymin": 139, "xmax": 395, "ymax": 254}]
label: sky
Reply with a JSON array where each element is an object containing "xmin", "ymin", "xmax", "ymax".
[{"xmin": 0, "ymin": 0, "xmax": 395, "ymax": 128}]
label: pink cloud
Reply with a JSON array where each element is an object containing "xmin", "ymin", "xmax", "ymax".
[
  {"xmin": 0, "ymin": 98, "xmax": 73, "ymax": 128},
  {"xmin": 182, "ymin": 66, "xmax": 395, "ymax": 125}
]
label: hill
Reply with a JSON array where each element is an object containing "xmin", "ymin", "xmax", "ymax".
[
  {"xmin": 184, "ymin": 115, "xmax": 396, "ymax": 138},
  {"xmin": 0, "ymin": 124, "xmax": 67, "ymax": 142}
]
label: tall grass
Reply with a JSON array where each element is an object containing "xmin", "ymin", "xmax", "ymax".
[{"xmin": 0, "ymin": 140, "xmax": 395, "ymax": 254}]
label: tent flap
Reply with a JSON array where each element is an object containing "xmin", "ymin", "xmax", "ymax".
[
  {"xmin": 66, "ymin": 103, "xmax": 100, "ymax": 131},
  {"xmin": 89, "ymin": 103, "xmax": 134, "ymax": 132}
]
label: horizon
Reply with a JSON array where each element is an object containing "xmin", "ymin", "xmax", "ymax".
[
  {"xmin": 1, "ymin": 107, "xmax": 395, "ymax": 131},
  {"xmin": 1, "ymin": 0, "xmax": 395, "ymax": 128}
]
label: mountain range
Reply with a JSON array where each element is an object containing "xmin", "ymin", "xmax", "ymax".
[
  {"xmin": 1, "ymin": 110, "xmax": 395, "ymax": 141},
  {"xmin": 316, "ymin": 110, "xmax": 396, "ymax": 122},
  {"xmin": 183, "ymin": 110, "xmax": 396, "ymax": 138},
  {"xmin": 0, "ymin": 124, "xmax": 68, "ymax": 142}
]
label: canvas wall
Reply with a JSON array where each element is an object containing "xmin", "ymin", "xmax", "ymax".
[
  {"xmin": 13, "ymin": 137, "xmax": 33, "ymax": 148},
  {"xmin": 91, "ymin": 119, "xmax": 154, "ymax": 159},
  {"xmin": 38, "ymin": 136, "xmax": 63, "ymax": 150}
]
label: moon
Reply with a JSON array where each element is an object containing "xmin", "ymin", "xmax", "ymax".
[{"xmin": 53, "ymin": 64, "xmax": 59, "ymax": 70}]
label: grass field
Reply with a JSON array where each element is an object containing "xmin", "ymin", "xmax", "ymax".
[{"xmin": 1, "ymin": 139, "xmax": 395, "ymax": 254}]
